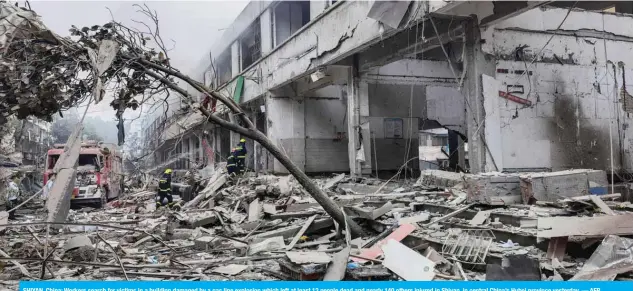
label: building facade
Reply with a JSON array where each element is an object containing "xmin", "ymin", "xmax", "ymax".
[
  {"xmin": 146, "ymin": 1, "xmax": 633, "ymax": 179},
  {"xmin": 18, "ymin": 117, "xmax": 52, "ymax": 168}
]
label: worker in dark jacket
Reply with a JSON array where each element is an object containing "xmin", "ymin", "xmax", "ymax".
[
  {"xmin": 156, "ymin": 168, "xmax": 174, "ymax": 208},
  {"xmin": 227, "ymin": 148, "xmax": 237, "ymax": 175},
  {"xmin": 235, "ymin": 138, "xmax": 247, "ymax": 174}
]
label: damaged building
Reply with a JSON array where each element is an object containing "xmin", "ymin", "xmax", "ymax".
[
  {"xmin": 8, "ymin": 0, "xmax": 633, "ymax": 285},
  {"xmin": 135, "ymin": 1, "xmax": 633, "ymax": 179}
]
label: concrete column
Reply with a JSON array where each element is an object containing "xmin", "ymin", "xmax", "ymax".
[
  {"xmin": 464, "ymin": 17, "xmax": 494, "ymax": 173},
  {"xmin": 231, "ymin": 41, "xmax": 240, "ymax": 77},
  {"xmin": 260, "ymin": 9, "xmax": 273, "ymax": 55},
  {"xmin": 188, "ymin": 136, "xmax": 195, "ymax": 168},
  {"xmin": 267, "ymin": 95, "xmax": 306, "ymax": 174},
  {"xmin": 310, "ymin": 1, "xmax": 328, "ymax": 20},
  {"xmin": 346, "ymin": 68, "xmax": 372, "ymax": 177}
]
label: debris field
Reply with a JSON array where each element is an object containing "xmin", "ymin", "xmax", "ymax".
[{"xmin": 1, "ymin": 166, "xmax": 633, "ymax": 287}]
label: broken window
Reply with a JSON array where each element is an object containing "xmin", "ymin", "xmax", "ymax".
[
  {"xmin": 273, "ymin": 1, "xmax": 310, "ymax": 47},
  {"xmin": 216, "ymin": 49, "xmax": 232, "ymax": 86},
  {"xmin": 48, "ymin": 154, "xmax": 59, "ymax": 169},
  {"xmin": 240, "ymin": 18, "xmax": 262, "ymax": 71},
  {"xmin": 78, "ymin": 154, "xmax": 100, "ymax": 170}
]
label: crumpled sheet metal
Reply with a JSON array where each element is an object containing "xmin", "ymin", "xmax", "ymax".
[{"xmin": 571, "ymin": 235, "xmax": 633, "ymax": 281}]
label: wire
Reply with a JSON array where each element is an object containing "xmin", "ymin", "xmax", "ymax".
[{"xmin": 503, "ymin": 1, "xmax": 578, "ymax": 89}]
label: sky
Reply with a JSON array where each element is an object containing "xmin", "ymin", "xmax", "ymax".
[{"xmin": 26, "ymin": 0, "xmax": 248, "ymax": 130}]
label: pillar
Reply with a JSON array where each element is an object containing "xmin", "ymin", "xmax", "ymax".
[
  {"xmin": 188, "ymin": 136, "xmax": 195, "ymax": 168},
  {"xmin": 267, "ymin": 94, "xmax": 306, "ymax": 174},
  {"xmin": 260, "ymin": 9, "xmax": 273, "ymax": 55},
  {"xmin": 346, "ymin": 66, "xmax": 372, "ymax": 177},
  {"xmin": 464, "ymin": 16, "xmax": 494, "ymax": 173},
  {"xmin": 231, "ymin": 41, "xmax": 240, "ymax": 78}
]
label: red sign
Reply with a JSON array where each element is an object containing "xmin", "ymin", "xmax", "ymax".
[{"xmin": 499, "ymin": 91, "xmax": 532, "ymax": 106}]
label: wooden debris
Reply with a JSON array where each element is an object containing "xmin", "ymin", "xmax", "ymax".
[
  {"xmin": 422, "ymin": 204, "xmax": 475, "ymax": 227},
  {"xmin": 286, "ymin": 215, "xmax": 317, "ymax": 250},
  {"xmin": 469, "ymin": 210, "xmax": 491, "ymax": 226},
  {"xmin": 589, "ymin": 195, "xmax": 616, "ymax": 215}
]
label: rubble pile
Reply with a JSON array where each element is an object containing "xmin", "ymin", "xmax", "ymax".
[{"xmin": 2, "ymin": 167, "xmax": 633, "ymax": 286}]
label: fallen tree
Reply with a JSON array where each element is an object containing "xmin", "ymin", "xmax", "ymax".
[{"xmin": 0, "ymin": 2, "xmax": 363, "ymax": 236}]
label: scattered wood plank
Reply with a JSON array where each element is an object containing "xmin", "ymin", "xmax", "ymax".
[
  {"xmin": 537, "ymin": 214, "xmax": 633, "ymax": 238},
  {"xmin": 422, "ymin": 204, "xmax": 475, "ymax": 227},
  {"xmin": 589, "ymin": 195, "xmax": 616, "ymax": 215},
  {"xmin": 469, "ymin": 210, "xmax": 491, "ymax": 226},
  {"xmin": 286, "ymin": 215, "xmax": 317, "ymax": 250}
]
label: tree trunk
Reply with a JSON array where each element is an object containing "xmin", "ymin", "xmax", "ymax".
[
  {"xmin": 202, "ymin": 108, "xmax": 364, "ymax": 237},
  {"xmin": 141, "ymin": 69, "xmax": 364, "ymax": 237}
]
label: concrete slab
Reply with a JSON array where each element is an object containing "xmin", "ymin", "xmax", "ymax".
[
  {"xmin": 465, "ymin": 173, "xmax": 522, "ymax": 205},
  {"xmin": 537, "ymin": 214, "xmax": 633, "ymax": 238},
  {"xmin": 212, "ymin": 264, "xmax": 248, "ymax": 275},
  {"xmin": 520, "ymin": 169, "xmax": 608, "ymax": 203},
  {"xmin": 382, "ymin": 239, "xmax": 435, "ymax": 281},
  {"xmin": 248, "ymin": 199, "xmax": 261, "ymax": 222},
  {"xmin": 248, "ymin": 236, "xmax": 286, "ymax": 255},
  {"xmin": 286, "ymin": 251, "xmax": 331, "ymax": 264}
]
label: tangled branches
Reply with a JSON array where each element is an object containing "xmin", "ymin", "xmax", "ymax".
[
  {"xmin": 0, "ymin": 1, "xmax": 365, "ymax": 236},
  {"xmin": 0, "ymin": 3, "xmax": 93, "ymax": 122}
]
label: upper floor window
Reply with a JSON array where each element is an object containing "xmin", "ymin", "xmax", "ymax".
[
  {"xmin": 216, "ymin": 49, "xmax": 232, "ymax": 86},
  {"xmin": 240, "ymin": 18, "xmax": 262, "ymax": 71},
  {"xmin": 273, "ymin": 1, "xmax": 310, "ymax": 47}
]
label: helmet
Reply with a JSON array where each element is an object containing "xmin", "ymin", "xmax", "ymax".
[
  {"xmin": 240, "ymin": 138, "xmax": 246, "ymax": 143},
  {"xmin": 165, "ymin": 169, "xmax": 172, "ymax": 174}
]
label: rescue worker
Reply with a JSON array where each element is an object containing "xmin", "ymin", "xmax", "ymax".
[
  {"xmin": 5, "ymin": 176, "xmax": 21, "ymax": 220},
  {"xmin": 156, "ymin": 168, "xmax": 174, "ymax": 208},
  {"xmin": 226, "ymin": 148, "xmax": 237, "ymax": 175},
  {"xmin": 235, "ymin": 138, "xmax": 247, "ymax": 174}
]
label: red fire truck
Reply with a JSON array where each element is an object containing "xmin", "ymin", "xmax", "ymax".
[{"xmin": 44, "ymin": 141, "xmax": 123, "ymax": 208}]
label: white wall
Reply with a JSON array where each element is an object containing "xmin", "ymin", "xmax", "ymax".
[
  {"xmin": 267, "ymin": 95, "xmax": 305, "ymax": 173},
  {"xmin": 267, "ymin": 85, "xmax": 349, "ymax": 173},
  {"xmin": 304, "ymin": 86, "xmax": 349, "ymax": 172},
  {"xmin": 482, "ymin": 7, "xmax": 633, "ymax": 172}
]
